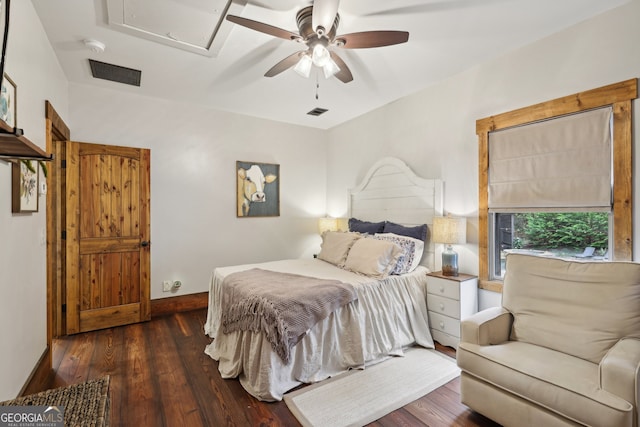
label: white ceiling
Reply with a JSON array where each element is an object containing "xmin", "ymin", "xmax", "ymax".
[{"xmin": 31, "ymin": 0, "xmax": 629, "ymax": 129}]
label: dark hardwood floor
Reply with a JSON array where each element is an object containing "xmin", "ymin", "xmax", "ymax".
[{"xmin": 39, "ymin": 309, "xmax": 500, "ymax": 426}]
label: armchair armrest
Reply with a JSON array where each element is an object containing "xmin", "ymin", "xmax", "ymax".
[
  {"xmin": 461, "ymin": 306, "xmax": 513, "ymax": 346},
  {"xmin": 600, "ymin": 338, "xmax": 640, "ymax": 415}
]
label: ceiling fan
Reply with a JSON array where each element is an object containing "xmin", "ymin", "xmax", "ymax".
[{"xmin": 226, "ymin": 0, "xmax": 409, "ymax": 83}]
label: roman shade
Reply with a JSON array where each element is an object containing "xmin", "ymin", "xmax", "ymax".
[{"xmin": 488, "ymin": 107, "xmax": 612, "ymax": 211}]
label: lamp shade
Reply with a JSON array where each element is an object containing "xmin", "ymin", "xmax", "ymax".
[
  {"xmin": 433, "ymin": 215, "xmax": 466, "ymax": 276},
  {"xmin": 432, "ymin": 216, "xmax": 467, "ymax": 245},
  {"xmin": 318, "ymin": 217, "xmax": 339, "ymax": 234}
]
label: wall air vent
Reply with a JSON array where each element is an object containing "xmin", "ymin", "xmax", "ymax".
[
  {"xmin": 307, "ymin": 108, "xmax": 328, "ymax": 116},
  {"xmin": 89, "ymin": 59, "xmax": 141, "ymax": 87}
]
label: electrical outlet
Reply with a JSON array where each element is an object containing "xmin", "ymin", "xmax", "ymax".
[{"xmin": 162, "ymin": 281, "xmax": 172, "ymax": 292}]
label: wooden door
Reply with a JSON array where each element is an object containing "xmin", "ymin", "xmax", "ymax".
[{"xmin": 65, "ymin": 141, "xmax": 151, "ymax": 334}]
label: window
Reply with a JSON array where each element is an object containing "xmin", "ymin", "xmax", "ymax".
[
  {"xmin": 476, "ymin": 79, "xmax": 637, "ymax": 292},
  {"xmin": 491, "ymin": 212, "xmax": 610, "ymax": 279},
  {"xmin": 487, "ymin": 106, "xmax": 613, "ymax": 279}
]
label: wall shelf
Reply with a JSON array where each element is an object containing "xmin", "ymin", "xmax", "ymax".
[{"xmin": 0, "ymin": 121, "xmax": 53, "ymax": 162}]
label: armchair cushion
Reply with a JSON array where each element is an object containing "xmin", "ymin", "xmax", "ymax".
[
  {"xmin": 457, "ymin": 341, "xmax": 633, "ymax": 427},
  {"xmin": 502, "ymin": 254, "xmax": 640, "ymax": 363}
]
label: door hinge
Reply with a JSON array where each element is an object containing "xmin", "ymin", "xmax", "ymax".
[
  {"xmin": 61, "ymin": 159, "xmax": 67, "ymax": 169},
  {"xmin": 61, "ymin": 230, "xmax": 66, "ymax": 240},
  {"xmin": 61, "ymin": 303, "xmax": 66, "ymax": 313}
]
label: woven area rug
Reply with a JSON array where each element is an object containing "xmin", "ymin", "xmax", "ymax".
[
  {"xmin": 284, "ymin": 347, "xmax": 460, "ymax": 427},
  {"xmin": 0, "ymin": 376, "xmax": 110, "ymax": 427}
]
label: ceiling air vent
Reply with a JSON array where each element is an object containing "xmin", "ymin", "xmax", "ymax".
[
  {"xmin": 89, "ymin": 59, "xmax": 141, "ymax": 87},
  {"xmin": 307, "ymin": 108, "xmax": 328, "ymax": 116}
]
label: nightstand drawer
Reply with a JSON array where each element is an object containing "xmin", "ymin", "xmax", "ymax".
[
  {"xmin": 427, "ymin": 276, "xmax": 460, "ymax": 300},
  {"xmin": 428, "ymin": 312, "xmax": 461, "ymax": 338},
  {"xmin": 427, "ymin": 294, "xmax": 461, "ymax": 319}
]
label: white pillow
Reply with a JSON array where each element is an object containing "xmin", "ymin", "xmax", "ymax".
[
  {"xmin": 318, "ymin": 231, "xmax": 361, "ymax": 267},
  {"xmin": 374, "ymin": 233, "xmax": 424, "ymax": 274},
  {"xmin": 344, "ymin": 238, "xmax": 402, "ymax": 278}
]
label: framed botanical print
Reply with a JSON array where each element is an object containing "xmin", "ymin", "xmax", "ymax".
[
  {"xmin": 12, "ymin": 161, "xmax": 38, "ymax": 213},
  {"xmin": 236, "ymin": 161, "xmax": 280, "ymax": 217},
  {"xmin": 0, "ymin": 73, "xmax": 16, "ymax": 129}
]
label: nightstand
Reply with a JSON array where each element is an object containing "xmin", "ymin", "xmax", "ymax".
[{"xmin": 426, "ymin": 271, "xmax": 478, "ymax": 349}]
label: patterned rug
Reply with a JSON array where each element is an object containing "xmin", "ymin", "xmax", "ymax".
[{"xmin": 0, "ymin": 376, "xmax": 110, "ymax": 427}]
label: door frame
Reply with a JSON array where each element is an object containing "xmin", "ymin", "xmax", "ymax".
[
  {"xmin": 19, "ymin": 102, "xmax": 69, "ymax": 395},
  {"xmin": 45, "ymin": 102, "xmax": 152, "ymax": 342},
  {"xmin": 45, "ymin": 101, "xmax": 70, "ymax": 346}
]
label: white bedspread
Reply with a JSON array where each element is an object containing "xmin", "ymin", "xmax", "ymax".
[{"xmin": 204, "ymin": 258, "xmax": 434, "ymax": 401}]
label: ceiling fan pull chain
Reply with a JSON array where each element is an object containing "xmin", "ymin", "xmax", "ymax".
[{"xmin": 316, "ymin": 72, "xmax": 320, "ymax": 100}]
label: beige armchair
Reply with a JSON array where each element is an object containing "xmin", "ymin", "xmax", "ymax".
[{"xmin": 457, "ymin": 254, "xmax": 640, "ymax": 427}]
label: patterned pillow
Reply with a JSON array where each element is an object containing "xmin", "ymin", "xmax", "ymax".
[{"xmin": 373, "ymin": 233, "xmax": 425, "ymax": 274}]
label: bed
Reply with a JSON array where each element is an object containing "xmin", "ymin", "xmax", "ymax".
[{"xmin": 204, "ymin": 157, "xmax": 444, "ymax": 401}]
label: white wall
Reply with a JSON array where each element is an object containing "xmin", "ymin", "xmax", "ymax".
[
  {"xmin": 326, "ymin": 0, "xmax": 640, "ymax": 310},
  {"xmin": 0, "ymin": 2, "xmax": 68, "ymax": 400},
  {"xmin": 69, "ymin": 84, "xmax": 327, "ymax": 299}
]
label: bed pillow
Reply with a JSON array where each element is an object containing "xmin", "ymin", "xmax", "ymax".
[
  {"xmin": 348, "ymin": 217, "xmax": 386, "ymax": 234},
  {"xmin": 344, "ymin": 237, "xmax": 402, "ymax": 278},
  {"xmin": 318, "ymin": 231, "xmax": 361, "ymax": 267},
  {"xmin": 374, "ymin": 233, "xmax": 425, "ymax": 274},
  {"xmin": 382, "ymin": 222, "xmax": 428, "ymax": 241}
]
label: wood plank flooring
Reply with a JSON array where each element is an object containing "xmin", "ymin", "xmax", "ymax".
[{"xmin": 39, "ymin": 309, "xmax": 500, "ymax": 426}]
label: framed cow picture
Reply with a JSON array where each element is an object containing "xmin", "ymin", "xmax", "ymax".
[{"xmin": 236, "ymin": 161, "xmax": 280, "ymax": 217}]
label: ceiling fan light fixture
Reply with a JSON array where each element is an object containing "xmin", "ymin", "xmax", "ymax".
[
  {"xmin": 322, "ymin": 59, "xmax": 340, "ymax": 79},
  {"xmin": 312, "ymin": 43, "xmax": 331, "ymax": 67},
  {"xmin": 226, "ymin": 2, "xmax": 407, "ymax": 84},
  {"xmin": 294, "ymin": 54, "xmax": 313, "ymax": 78}
]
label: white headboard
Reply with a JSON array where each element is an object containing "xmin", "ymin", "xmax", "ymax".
[{"xmin": 348, "ymin": 157, "xmax": 443, "ymax": 271}]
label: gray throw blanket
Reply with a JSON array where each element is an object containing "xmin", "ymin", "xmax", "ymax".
[{"xmin": 221, "ymin": 268, "xmax": 357, "ymax": 364}]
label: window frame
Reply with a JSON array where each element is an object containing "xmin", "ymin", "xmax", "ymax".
[{"xmin": 477, "ymin": 79, "xmax": 637, "ymax": 292}]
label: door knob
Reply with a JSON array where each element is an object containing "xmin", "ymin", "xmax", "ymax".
[{"xmin": 141, "ymin": 241, "xmax": 150, "ymax": 247}]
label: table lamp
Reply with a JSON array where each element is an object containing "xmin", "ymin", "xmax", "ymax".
[
  {"xmin": 432, "ymin": 215, "xmax": 467, "ymax": 276},
  {"xmin": 318, "ymin": 217, "xmax": 339, "ymax": 234}
]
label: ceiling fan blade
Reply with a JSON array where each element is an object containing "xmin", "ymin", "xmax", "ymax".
[
  {"xmin": 312, "ymin": 0, "xmax": 340, "ymax": 33},
  {"xmin": 335, "ymin": 31, "xmax": 409, "ymax": 49},
  {"xmin": 265, "ymin": 51, "xmax": 304, "ymax": 77},
  {"xmin": 226, "ymin": 15, "xmax": 301, "ymax": 42},
  {"xmin": 329, "ymin": 51, "xmax": 353, "ymax": 83}
]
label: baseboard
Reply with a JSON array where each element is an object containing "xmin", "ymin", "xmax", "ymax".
[
  {"xmin": 19, "ymin": 346, "xmax": 53, "ymax": 397},
  {"xmin": 151, "ymin": 292, "xmax": 208, "ymax": 318}
]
